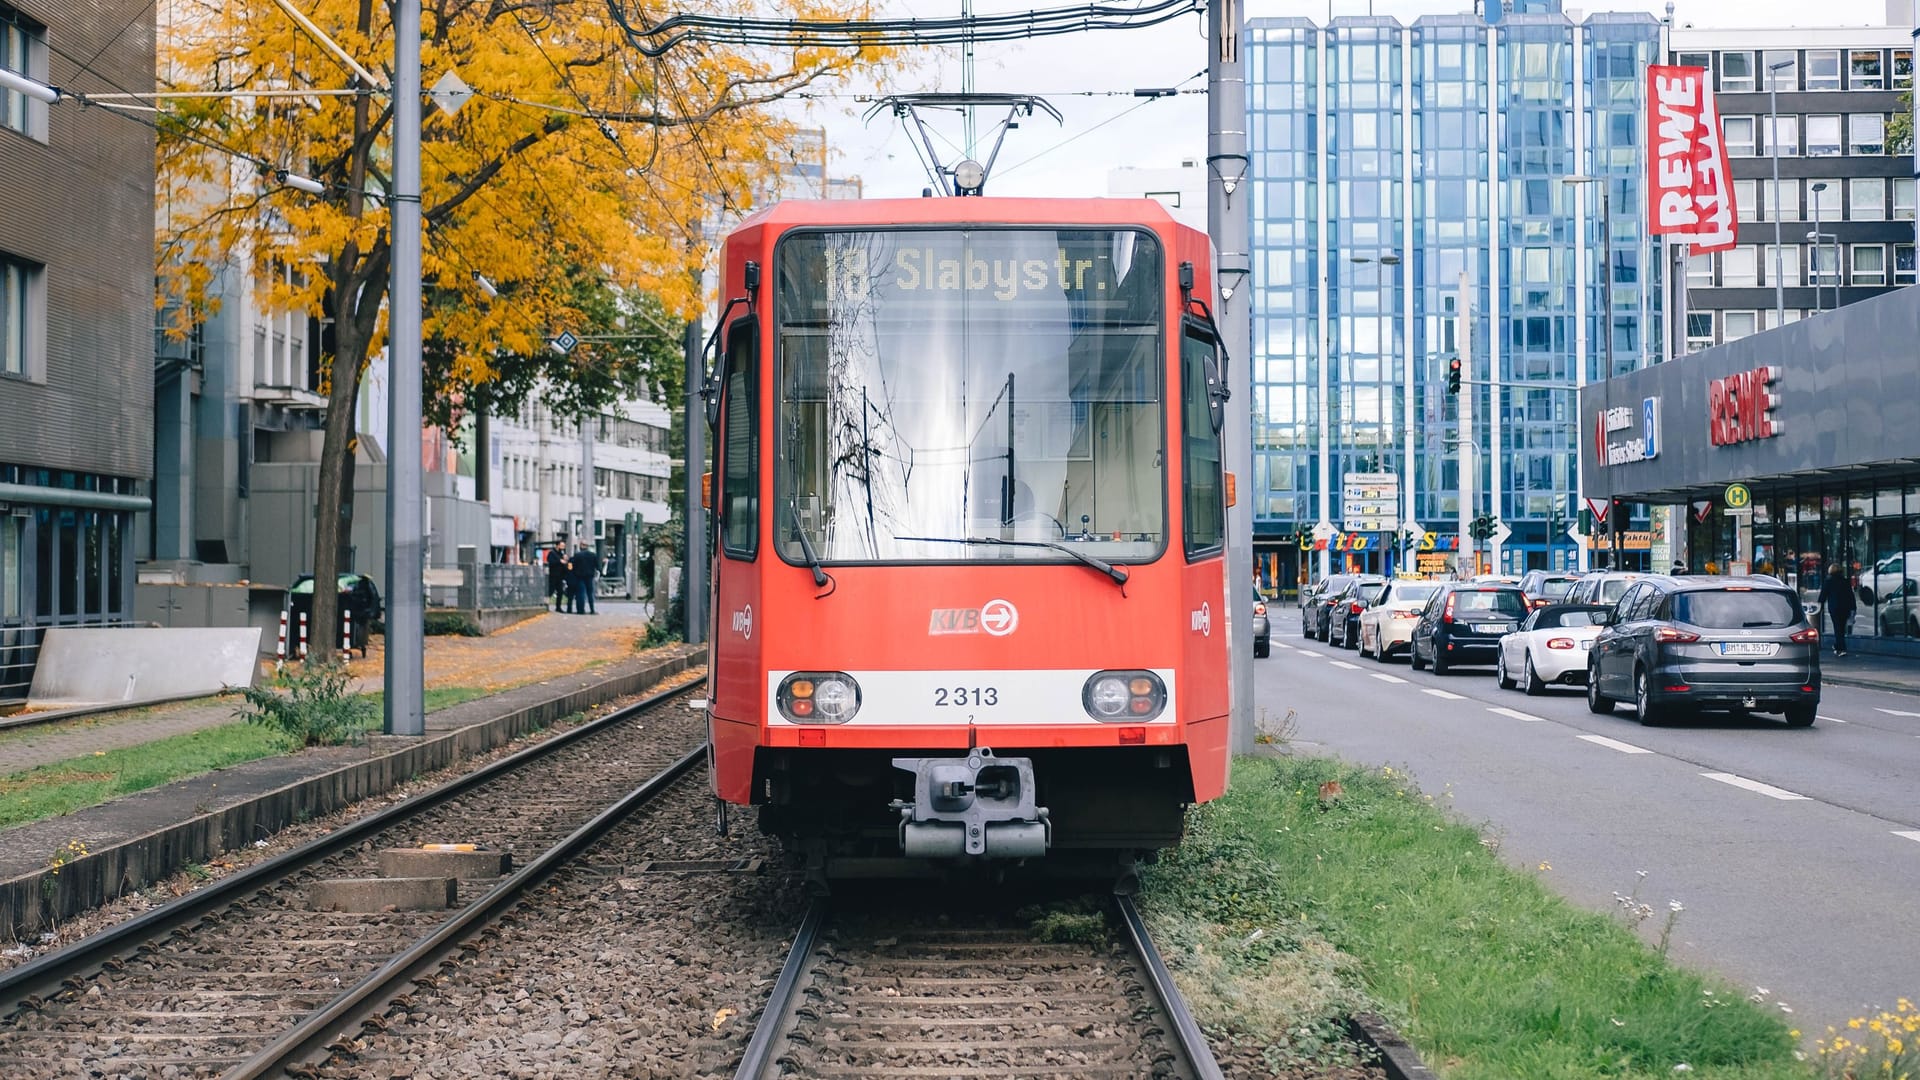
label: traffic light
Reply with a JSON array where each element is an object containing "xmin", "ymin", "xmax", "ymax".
[
  {"xmin": 1446, "ymin": 356, "xmax": 1462, "ymax": 395},
  {"xmin": 1468, "ymin": 515, "xmax": 1493, "ymax": 542},
  {"xmin": 1548, "ymin": 507, "xmax": 1566, "ymax": 537}
]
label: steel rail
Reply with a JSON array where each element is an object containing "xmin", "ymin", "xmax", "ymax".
[
  {"xmin": 227, "ymin": 742, "xmax": 706, "ymax": 1078},
  {"xmin": 1114, "ymin": 892, "xmax": 1225, "ymax": 1080},
  {"xmin": 732, "ymin": 897, "xmax": 829, "ymax": 1080},
  {"xmin": 0, "ymin": 680, "xmax": 701, "ymax": 1010}
]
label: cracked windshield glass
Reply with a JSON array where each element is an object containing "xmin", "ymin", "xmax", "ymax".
[{"xmin": 775, "ymin": 228, "xmax": 1165, "ymax": 564}]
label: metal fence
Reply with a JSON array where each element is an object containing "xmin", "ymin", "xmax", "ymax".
[{"xmin": 472, "ymin": 564, "xmax": 545, "ymax": 610}]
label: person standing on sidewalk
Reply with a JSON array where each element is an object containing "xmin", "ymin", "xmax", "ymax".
[
  {"xmin": 546, "ymin": 543, "xmax": 571, "ymax": 613},
  {"xmin": 570, "ymin": 543, "xmax": 600, "ymax": 615},
  {"xmin": 1819, "ymin": 556, "xmax": 1856, "ymax": 657}
]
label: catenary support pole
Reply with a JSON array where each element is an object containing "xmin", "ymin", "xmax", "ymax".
[
  {"xmin": 384, "ymin": 0, "xmax": 424, "ymax": 736},
  {"xmin": 683, "ymin": 317, "xmax": 707, "ymax": 642},
  {"xmin": 1209, "ymin": 0, "xmax": 1254, "ymax": 756}
]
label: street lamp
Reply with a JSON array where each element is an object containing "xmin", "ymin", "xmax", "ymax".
[
  {"xmin": 1767, "ymin": 58, "xmax": 1796, "ymax": 327},
  {"xmin": 1564, "ymin": 174, "xmax": 1621, "ymax": 569},
  {"xmin": 1809, "ymin": 181, "xmax": 1832, "ymax": 314}
]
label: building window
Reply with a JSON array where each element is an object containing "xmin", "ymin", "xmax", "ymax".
[
  {"xmin": 1763, "ymin": 51, "xmax": 1797, "ymax": 91},
  {"xmin": 1763, "ymin": 115, "xmax": 1797, "ymax": 156},
  {"xmin": 1807, "ymin": 179, "xmax": 1841, "ymax": 221},
  {"xmin": 1723, "ymin": 311, "xmax": 1758, "ymax": 341},
  {"xmin": 1805, "ymin": 115, "xmax": 1841, "ymax": 156},
  {"xmin": 1723, "ymin": 116, "xmax": 1756, "ymax": 156},
  {"xmin": 2, "ymin": 9, "xmax": 47, "ymax": 138},
  {"xmin": 1806, "ymin": 50, "xmax": 1841, "ymax": 90},
  {"xmin": 1733, "ymin": 179, "xmax": 1758, "ymax": 221},
  {"xmin": 1810, "ymin": 242, "xmax": 1840, "ymax": 285},
  {"xmin": 1764, "ymin": 245, "xmax": 1801, "ymax": 287},
  {"xmin": 1895, "ymin": 244, "xmax": 1916, "ymax": 285},
  {"xmin": 1895, "ymin": 49, "xmax": 1913, "ymax": 89},
  {"xmin": 1852, "ymin": 245, "xmax": 1885, "ymax": 286},
  {"xmin": 1685, "ymin": 312, "xmax": 1714, "ymax": 350},
  {"xmin": 1850, "ymin": 50, "xmax": 1884, "ymax": 89},
  {"xmin": 1849, "ymin": 114, "xmax": 1884, "ymax": 156},
  {"xmin": 1687, "ymin": 252, "xmax": 1714, "ymax": 286},
  {"xmin": 1, "ymin": 253, "xmax": 38, "ymax": 378},
  {"xmin": 1722, "ymin": 246, "xmax": 1759, "ymax": 287},
  {"xmin": 1, "ymin": 515, "xmax": 19, "ymax": 621},
  {"xmin": 1720, "ymin": 51, "xmax": 1756, "ymax": 92},
  {"xmin": 1851, "ymin": 178, "xmax": 1885, "ymax": 220},
  {"xmin": 1893, "ymin": 178, "xmax": 1915, "ymax": 220},
  {"xmin": 1763, "ymin": 178, "xmax": 1797, "ymax": 220}
]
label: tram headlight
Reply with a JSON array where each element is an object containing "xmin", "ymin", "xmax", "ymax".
[
  {"xmin": 1083, "ymin": 670, "xmax": 1165, "ymax": 722},
  {"xmin": 777, "ymin": 671, "xmax": 861, "ymax": 724}
]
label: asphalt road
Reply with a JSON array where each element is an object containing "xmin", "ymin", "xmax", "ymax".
[{"xmin": 1258, "ymin": 611, "xmax": 1920, "ymax": 1039}]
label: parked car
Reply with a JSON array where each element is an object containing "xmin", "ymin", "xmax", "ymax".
[
  {"xmin": 1303, "ymin": 573, "xmax": 1358, "ymax": 640},
  {"xmin": 1252, "ymin": 588, "xmax": 1271, "ymax": 658},
  {"xmin": 1586, "ymin": 576, "xmax": 1820, "ymax": 727},
  {"xmin": 1358, "ymin": 580, "xmax": 1441, "ymax": 661},
  {"xmin": 1327, "ymin": 575, "xmax": 1389, "ymax": 649},
  {"xmin": 1874, "ymin": 576, "xmax": 1920, "ymax": 638},
  {"xmin": 1517, "ymin": 570, "xmax": 1580, "ymax": 609},
  {"xmin": 1408, "ymin": 583, "xmax": 1530, "ymax": 675},
  {"xmin": 1495, "ymin": 603, "xmax": 1610, "ymax": 695},
  {"xmin": 1859, "ymin": 550, "xmax": 1920, "ymax": 604},
  {"xmin": 1564, "ymin": 570, "xmax": 1649, "ymax": 606}
]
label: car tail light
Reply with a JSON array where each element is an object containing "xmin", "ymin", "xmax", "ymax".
[
  {"xmin": 1394, "ymin": 607, "xmax": 1421, "ymax": 618},
  {"xmin": 1441, "ymin": 596, "xmax": 1456, "ymax": 624},
  {"xmin": 1789, "ymin": 627, "xmax": 1820, "ymax": 643},
  {"xmin": 1083, "ymin": 670, "xmax": 1167, "ymax": 722},
  {"xmin": 1653, "ymin": 626, "xmax": 1700, "ymax": 643},
  {"xmin": 777, "ymin": 672, "xmax": 862, "ymax": 724},
  {"xmin": 1349, "ymin": 601, "xmax": 1364, "ymax": 614},
  {"xmin": 1546, "ymin": 637, "xmax": 1576, "ymax": 650}
]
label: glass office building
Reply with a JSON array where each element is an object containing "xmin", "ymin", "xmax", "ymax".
[{"xmin": 1248, "ymin": 0, "xmax": 1670, "ymax": 586}]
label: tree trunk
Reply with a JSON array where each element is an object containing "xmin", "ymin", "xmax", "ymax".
[{"xmin": 309, "ymin": 337, "xmax": 366, "ymax": 666}]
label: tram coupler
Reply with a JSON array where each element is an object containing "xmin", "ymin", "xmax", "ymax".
[{"xmin": 890, "ymin": 748, "xmax": 1051, "ymax": 859}]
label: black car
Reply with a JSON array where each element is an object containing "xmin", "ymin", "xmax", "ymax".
[
  {"xmin": 1587, "ymin": 576, "xmax": 1820, "ymax": 727},
  {"xmin": 1328, "ymin": 575, "xmax": 1389, "ymax": 650},
  {"xmin": 1408, "ymin": 583, "xmax": 1529, "ymax": 675},
  {"xmin": 1303, "ymin": 574, "xmax": 1357, "ymax": 640}
]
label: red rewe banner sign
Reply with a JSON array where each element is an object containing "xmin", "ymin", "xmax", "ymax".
[
  {"xmin": 1647, "ymin": 65, "xmax": 1737, "ymax": 254},
  {"xmin": 1707, "ymin": 365, "xmax": 1782, "ymax": 447}
]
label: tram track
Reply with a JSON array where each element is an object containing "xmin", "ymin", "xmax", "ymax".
[
  {"xmin": 735, "ymin": 891, "xmax": 1226, "ymax": 1080},
  {"xmin": 0, "ymin": 681, "xmax": 707, "ymax": 1079}
]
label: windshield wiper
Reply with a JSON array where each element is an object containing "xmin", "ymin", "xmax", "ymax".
[
  {"xmin": 895, "ymin": 534, "xmax": 1130, "ymax": 589},
  {"xmin": 787, "ymin": 494, "xmax": 830, "ymax": 589}
]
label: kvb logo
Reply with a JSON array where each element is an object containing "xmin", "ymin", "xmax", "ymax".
[
  {"xmin": 928, "ymin": 599, "xmax": 1020, "ymax": 636},
  {"xmin": 1190, "ymin": 601, "xmax": 1212, "ymax": 636},
  {"xmin": 980, "ymin": 598, "xmax": 1019, "ymax": 636},
  {"xmin": 730, "ymin": 604, "xmax": 753, "ymax": 640}
]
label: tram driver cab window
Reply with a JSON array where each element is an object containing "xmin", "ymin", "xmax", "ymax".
[{"xmin": 721, "ymin": 318, "xmax": 758, "ymax": 557}]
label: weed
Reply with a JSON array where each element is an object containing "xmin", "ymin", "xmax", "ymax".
[
  {"xmin": 235, "ymin": 664, "xmax": 377, "ymax": 747},
  {"xmin": 640, "ymin": 621, "xmax": 683, "ymax": 648},
  {"xmin": 1019, "ymin": 899, "xmax": 1107, "ymax": 944},
  {"xmin": 1254, "ymin": 706, "xmax": 1298, "ymax": 746},
  {"xmin": 1815, "ymin": 998, "xmax": 1920, "ymax": 1079},
  {"xmin": 182, "ymin": 863, "xmax": 212, "ymax": 882}
]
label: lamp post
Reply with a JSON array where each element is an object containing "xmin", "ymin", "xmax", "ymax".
[
  {"xmin": 1767, "ymin": 58, "xmax": 1796, "ymax": 327},
  {"xmin": 1564, "ymin": 174, "xmax": 1620, "ymax": 569},
  {"xmin": 1351, "ymin": 252, "xmax": 1402, "ymax": 576},
  {"xmin": 1809, "ymin": 181, "xmax": 1832, "ymax": 314}
]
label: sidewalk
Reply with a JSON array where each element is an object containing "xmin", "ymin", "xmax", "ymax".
[
  {"xmin": 1820, "ymin": 649, "xmax": 1920, "ymax": 694},
  {"xmin": 0, "ymin": 601, "xmax": 659, "ymax": 776}
]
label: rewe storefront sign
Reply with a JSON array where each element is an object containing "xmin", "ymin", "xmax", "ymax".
[{"xmin": 1707, "ymin": 365, "xmax": 1782, "ymax": 447}]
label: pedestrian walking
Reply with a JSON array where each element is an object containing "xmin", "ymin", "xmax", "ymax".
[
  {"xmin": 545, "ymin": 543, "xmax": 571, "ymax": 612},
  {"xmin": 570, "ymin": 543, "xmax": 600, "ymax": 615},
  {"xmin": 1818, "ymin": 556, "xmax": 1856, "ymax": 657}
]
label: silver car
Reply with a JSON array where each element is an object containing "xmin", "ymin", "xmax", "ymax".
[{"xmin": 1357, "ymin": 580, "xmax": 1440, "ymax": 662}]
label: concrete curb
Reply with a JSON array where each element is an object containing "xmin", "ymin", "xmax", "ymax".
[
  {"xmin": 0, "ymin": 690, "xmax": 246, "ymax": 733},
  {"xmin": 1822, "ymin": 674, "xmax": 1920, "ymax": 695},
  {"xmin": 2, "ymin": 646, "xmax": 705, "ymax": 939},
  {"xmin": 1346, "ymin": 1013, "xmax": 1441, "ymax": 1080}
]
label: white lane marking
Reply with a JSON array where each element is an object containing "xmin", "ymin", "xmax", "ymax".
[
  {"xmin": 1577, "ymin": 734, "xmax": 1653, "ymax": 754},
  {"xmin": 1274, "ymin": 641, "xmax": 1294, "ymax": 650},
  {"xmin": 1420, "ymin": 688, "xmax": 1465, "ymax": 700},
  {"xmin": 1330, "ymin": 660, "xmax": 1360, "ymax": 670},
  {"xmin": 1701, "ymin": 772, "xmax": 1809, "ymax": 801},
  {"xmin": 1489, "ymin": 706, "xmax": 1546, "ymax": 722},
  {"xmin": 1895, "ymin": 831, "xmax": 1920, "ymax": 845},
  {"xmin": 1874, "ymin": 708, "xmax": 1920, "ymax": 718},
  {"xmin": 1295, "ymin": 650, "xmax": 1321, "ymax": 659},
  {"xmin": 1368, "ymin": 673, "xmax": 1406, "ymax": 684},
  {"xmin": 1818, "ymin": 715, "xmax": 1846, "ymax": 723}
]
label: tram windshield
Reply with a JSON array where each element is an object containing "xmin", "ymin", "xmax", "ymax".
[{"xmin": 774, "ymin": 227, "xmax": 1166, "ymax": 565}]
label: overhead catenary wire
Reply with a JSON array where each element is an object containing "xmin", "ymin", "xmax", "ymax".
[{"xmin": 606, "ymin": 0, "xmax": 1205, "ymax": 56}]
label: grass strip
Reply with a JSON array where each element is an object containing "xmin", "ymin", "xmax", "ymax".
[
  {"xmin": 0, "ymin": 686, "xmax": 489, "ymax": 829},
  {"xmin": 1141, "ymin": 753, "xmax": 1811, "ymax": 1080}
]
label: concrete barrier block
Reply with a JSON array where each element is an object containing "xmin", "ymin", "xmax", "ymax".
[
  {"xmin": 378, "ymin": 847, "xmax": 511, "ymax": 880},
  {"xmin": 310, "ymin": 876, "xmax": 456, "ymax": 912}
]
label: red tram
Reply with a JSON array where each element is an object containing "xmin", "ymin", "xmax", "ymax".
[{"xmin": 703, "ymin": 195, "xmax": 1232, "ymax": 878}]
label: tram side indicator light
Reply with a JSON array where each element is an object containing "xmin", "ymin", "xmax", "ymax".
[{"xmin": 777, "ymin": 672, "xmax": 862, "ymax": 724}]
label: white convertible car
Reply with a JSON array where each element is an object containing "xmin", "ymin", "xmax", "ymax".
[{"xmin": 1495, "ymin": 603, "xmax": 1612, "ymax": 696}]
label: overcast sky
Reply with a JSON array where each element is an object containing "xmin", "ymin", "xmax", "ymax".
[{"xmin": 779, "ymin": 0, "xmax": 1902, "ymax": 201}]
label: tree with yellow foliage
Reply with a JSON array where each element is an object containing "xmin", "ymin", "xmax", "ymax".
[{"xmin": 157, "ymin": 0, "xmax": 888, "ymax": 662}]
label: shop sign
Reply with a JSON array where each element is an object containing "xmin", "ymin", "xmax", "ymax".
[
  {"xmin": 1707, "ymin": 366, "xmax": 1780, "ymax": 447},
  {"xmin": 1584, "ymin": 530, "xmax": 1654, "ymax": 551},
  {"xmin": 1594, "ymin": 396, "xmax": 1661, "ymax": 467}
]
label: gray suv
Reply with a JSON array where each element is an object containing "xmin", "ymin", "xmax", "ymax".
[{"xmin": 1586, "ymin": 576, "xmax": 1821, "ymax": 727}]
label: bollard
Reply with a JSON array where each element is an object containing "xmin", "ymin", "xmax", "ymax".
[
  {"xmin": 297, "ymin": 611, "xmax": 309, "ymax": 659},
  {"xmin": 342, "ymin": 609, "xmax": 354, "ymax": 656},
  {"xmin": 276, "ymin": 611, "xmax": 289, "ymax": 660}
]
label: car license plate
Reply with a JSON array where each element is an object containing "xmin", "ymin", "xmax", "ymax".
[
  {"xmin": 1475, "ymin": 623, "xmax": 1511, "ymax": 634},
  {"xmin": 1717, "ymin": 642, "xmax": 1777, "ymax": 657}
]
